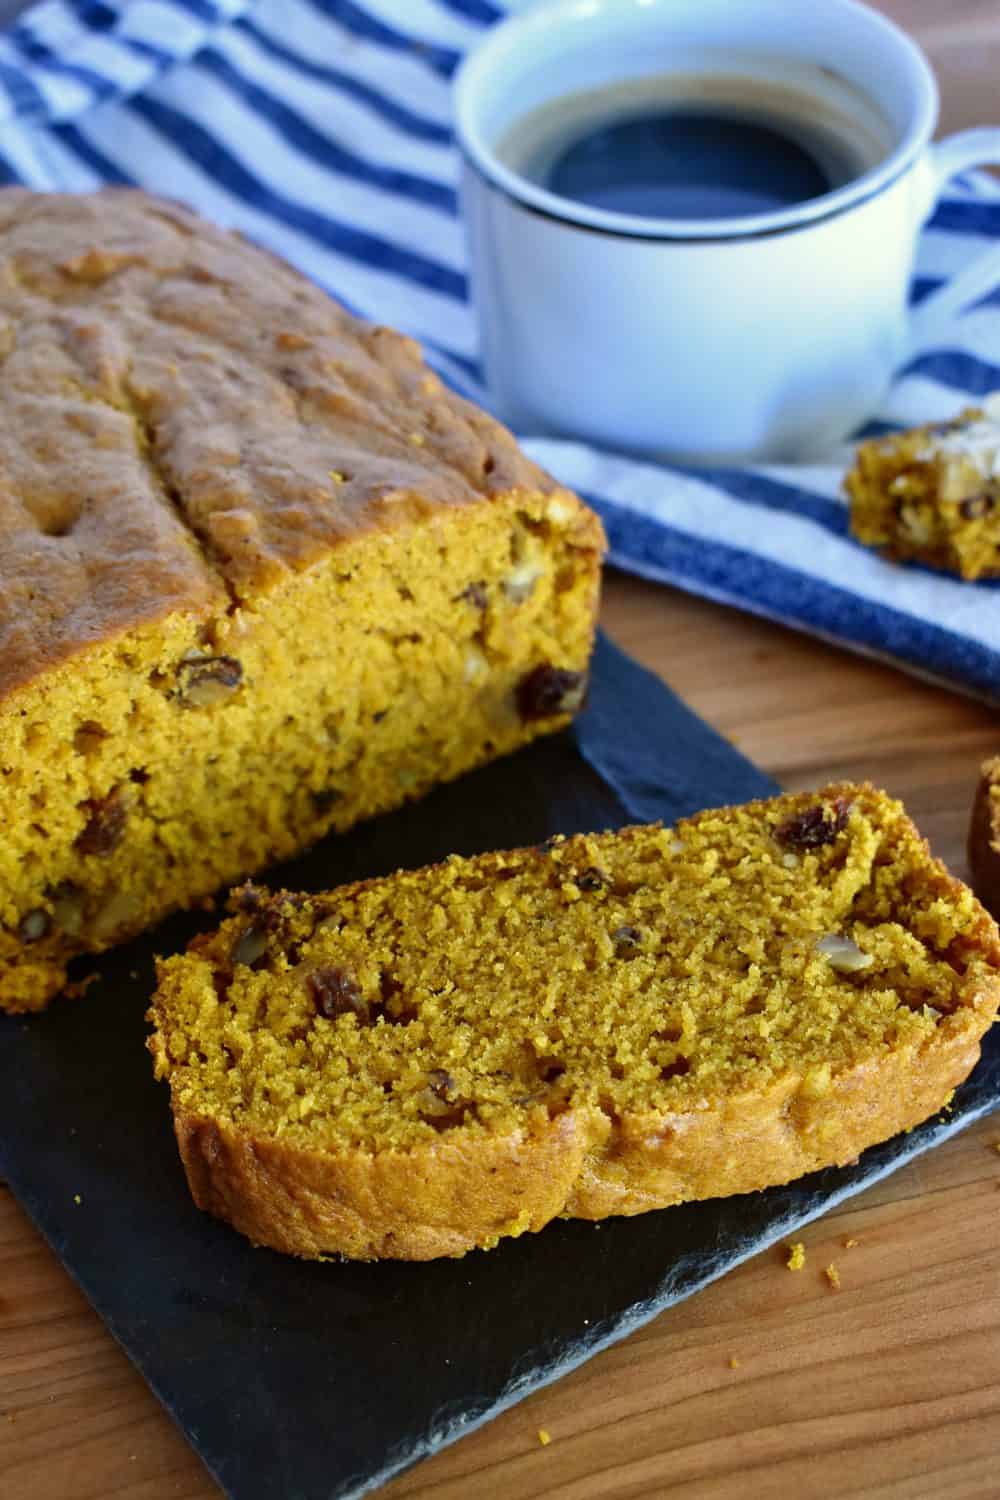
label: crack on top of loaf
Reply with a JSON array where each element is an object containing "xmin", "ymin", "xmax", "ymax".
[
  {"xmin": 145, "ymin": 202, "xmax": 198, "ymax": 239},
  {"xmin": 2, "ymin": 194, "xmax": 584, "ymax": 623},
  {"xmin": 113, "ymin": 365, "xmax": 242, "ymax": 612},
  {"xmin": 0, "ymin": 317, "xmax": 16, "ymax": 367}
]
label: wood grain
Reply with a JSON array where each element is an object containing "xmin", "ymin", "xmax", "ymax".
[{"xmin": 3, "ymin": 4, "xmax": 1000, "ymax": 1498}]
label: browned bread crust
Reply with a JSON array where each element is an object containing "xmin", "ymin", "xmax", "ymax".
[
  {"xmin": 171, "ymin": 1024, "xmax": 983, "ymax": 1262},
  {"xmin": 0, "ymin": 188, "xmax": 570, "ymax": 699}
]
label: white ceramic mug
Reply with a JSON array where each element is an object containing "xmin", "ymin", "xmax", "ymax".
[{"xmin": 454, "ymin": 0, "xmax": 1000, "ymax": 464}]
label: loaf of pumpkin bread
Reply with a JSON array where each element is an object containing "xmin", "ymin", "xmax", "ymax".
[
  {"xmin": 0, "ymin": 190, "xmax": 604, "ymax": 1011},
  {"xmin": 149, "ymin": 784, "xmax": 1000, "ymax": 1261}
]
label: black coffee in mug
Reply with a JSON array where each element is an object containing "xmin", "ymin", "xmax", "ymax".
[{"xmin": 496, "ymin": 73, "xmax": 887, "ymax": 221}]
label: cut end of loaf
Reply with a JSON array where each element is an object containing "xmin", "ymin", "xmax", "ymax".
[{"xmin": 1, "ymin": 488, "xmax": 603, "ymax": 1012}]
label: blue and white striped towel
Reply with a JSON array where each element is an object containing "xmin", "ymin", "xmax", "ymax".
[{"xmin": 2, "ymin": 0, "xmax": 999, "ymax": 701}]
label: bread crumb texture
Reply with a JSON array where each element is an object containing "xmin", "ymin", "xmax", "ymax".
[
  {"xmin": 786, "ymin": 1242, "xmax": 807, "ymax": 1272},
  {"xmin": 825, "ymin": 1262, "xmax": 841, "ymax": 1290},
  {"xmin": 0, "ymin": 190, "xmax": 603, "ymax": 1011},
  {"xmin": 148, "ymin": 784, "xmax": 1000, "ymax": 1260},
  {"xmin": 537, "ymin": 1429, "xmax": 552, "ymax": 1447},
  {"xmin": 846, "ymin": 403, "xmax": 1000, "ymax": 579}
]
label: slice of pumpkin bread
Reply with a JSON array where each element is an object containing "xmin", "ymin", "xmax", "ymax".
[
  {"xmin": 149, "ymin": 784, "xmax": 1000, "ymax": 1261},
  {"xmin": 0, "ymin": 189, "xmax": 603, "ymax": 1011},
  {"xmin": 846, "ymin": 397, "xmax": 1000, "ymax": 578}
]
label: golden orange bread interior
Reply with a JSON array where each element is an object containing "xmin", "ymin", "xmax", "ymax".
[{"xmin": 149, "ymin": 783, "xmax": 1000, "ymax": 1260}]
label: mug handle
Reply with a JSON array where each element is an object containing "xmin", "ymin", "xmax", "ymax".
[{"xmin": 906, "ymin": 128, "xmax": 1000, "ymax": 357}]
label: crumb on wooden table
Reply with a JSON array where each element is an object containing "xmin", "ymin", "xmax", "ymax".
[
  {"xmin": 786, "ymin": 1242, "xmax": 806, "ymax": 1271},
  {"xmin": 728, "ymin": 1356, "xmax": 741, "ymax": 1370},
  {"xmin": 843, "ymin": 1237, "xmax": 860, "ymax": 1250},
  {"xmin": 825, "ymin": 1263, "xmax": 841, "ymax": 1290},
  {"xmin": 537, "ymin": 1428, "xmax": 552, "ymax": 1447}
]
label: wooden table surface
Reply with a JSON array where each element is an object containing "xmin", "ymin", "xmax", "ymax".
[{"xmin": 4, "ymin": 4, "xmax": 1000, "ymax": 1498}]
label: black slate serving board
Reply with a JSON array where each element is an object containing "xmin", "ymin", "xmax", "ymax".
[{"xmin": 1, "ymin": 633, "xmax": 998, "ymax": 1500}]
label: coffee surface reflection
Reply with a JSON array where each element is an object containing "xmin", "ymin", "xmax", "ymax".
[{"xmin": 497, "ymin": 74, "xmax": 884, "ymax": 222}]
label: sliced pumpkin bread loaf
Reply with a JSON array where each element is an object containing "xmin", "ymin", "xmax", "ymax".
[
  {"xmin": 0, "ymin": 189, "xmax": 603, "ymax": 1011},
  {"xmin": 149, "ymin": 784, "xmax": 1000, "ymax": 1261}
]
